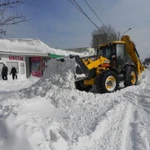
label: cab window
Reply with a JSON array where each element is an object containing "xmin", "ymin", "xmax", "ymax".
[
  {"xmin": 116, "ymin": 44, "xmax": 126, "ymax": 68},
  {"xmin": 98, "ymin": 45, "xmax": 112, "ymax": 59}
]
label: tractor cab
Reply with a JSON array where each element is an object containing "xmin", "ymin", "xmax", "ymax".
[{"xmin": 97, "ymin": 41, "xmax": 129, "ymax": 71}]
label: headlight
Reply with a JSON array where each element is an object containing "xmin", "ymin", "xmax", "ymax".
[{"xmin": 104, "ymin": 59, "xmax": 110, "ymax": 63}]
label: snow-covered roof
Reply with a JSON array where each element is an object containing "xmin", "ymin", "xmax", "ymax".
[
  {"xmin": 51, "ymin": 48, "xmax": 84, "ymax": 56},
  {"xmin": 0, "ymin": 38, "xmax": 84, "ymax": 57},
  {"xmin": 0, "ymin": 38, "xmax": 57, "ymax": 56}
]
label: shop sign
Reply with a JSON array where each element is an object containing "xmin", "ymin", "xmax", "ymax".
[
  {"xmin": 9, "ymin": 56, "xmax": 24, "ymax": 61},
  {"xmin": 31, "ymin": 57, "xmax": 41, "ymax": 62}
]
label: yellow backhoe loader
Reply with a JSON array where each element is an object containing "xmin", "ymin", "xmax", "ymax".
[{"xmin": 75, "ymin": 35, "xmax": 145, "ymax": 93}]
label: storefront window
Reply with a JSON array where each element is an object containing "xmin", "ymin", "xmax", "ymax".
[
  {"xmin": 0, "ymin": 62, "xmax": 3, "ymax": 72},
  {"xmin": 20, "ymin": 63, "xmax": 25, "ymax": 74},
  {"xmin": 31, "ymin": 57, "xmax": 42, "ymax": 77},
  {"xmin": 6, "ymin": 62, "xmax": 19, "ymax": 74}
]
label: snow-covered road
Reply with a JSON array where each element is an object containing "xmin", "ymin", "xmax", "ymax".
[{"xmin": 0, "ymin": 59, "xmax": 150, "ymax": 150}]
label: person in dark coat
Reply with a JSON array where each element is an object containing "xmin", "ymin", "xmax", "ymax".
[
  {"xmin": 10, "ymin": 66, "xmax": 17, "ymax": 80},
  {"xmin": 1, "ymin": 64, "xmax": 8, "ymax": 80}
]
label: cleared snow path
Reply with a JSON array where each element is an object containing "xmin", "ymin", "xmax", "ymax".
[{"xmin": 0, "ymin": 59, "xmax": 150, "ymax": 150}]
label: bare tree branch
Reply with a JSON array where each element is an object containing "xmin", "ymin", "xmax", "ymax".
[
  {"xmin": 0, "ymin": 0, "xmax": 26, "ymax": 35},
  {"xmin": 0, "ymin": 0, "xmax": 25, "ymax": 8},
  {"xmin": 91, "ymin": 25, "xmax": 121, "ymax": 49}
]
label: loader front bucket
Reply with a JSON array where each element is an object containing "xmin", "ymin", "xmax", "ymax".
[{"xmin": 75, "ymin": 55, "xmax": 89, "ymax": 81}]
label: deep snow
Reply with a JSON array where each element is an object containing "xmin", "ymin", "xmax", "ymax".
[{"xmin": 0, "ymin": 58, "xmax": 150, "ymax": 150}]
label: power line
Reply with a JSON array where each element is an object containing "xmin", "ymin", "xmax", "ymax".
[
  {"xmin": 84, "ymin": 0, "xmax": 111, "ymax": 28},
  {"xmin": 83, "ymin": 0, "xmax": 112, "ymax": 28},
  {"xmin": 93, "ymin": 0, "xmax": 106, "ymax": 15},
  {"xmin": 84, "ymin": 0, "xmax": 106, "ymax": 26},
  {"xmin": 84, "ymin": 0, "xmax": 118, "ymax": 40},
  {"xmin": 68, "ymin": 0, "xmax": 117, "ymax": 41},
  {"xmin": 68, "ymin": 0, "xmax": 99, "ymax": 29},
  {"xmin": 68, "ymin": 0, "xmax": 82, "ymax": 13},
  {"xmin": 89, "ymin": 0, "xmax": 104, "ymax": 16},
  {"xmin": 92, "ymin": 0, "xmax": 110, "ymax": 25}
]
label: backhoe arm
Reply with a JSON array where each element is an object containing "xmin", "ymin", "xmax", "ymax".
[{"xmin": 121, "ymin": 35, "xmax": 145, "ymax": 79}]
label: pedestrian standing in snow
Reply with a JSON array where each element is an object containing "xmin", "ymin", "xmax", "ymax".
[
  {"xmin": 1, "ymin": 64, "xmax": 8, "ymax": 80},
  {"xmin": 10, "ymin": 66, "xmax": 17, "ymax": 80}
]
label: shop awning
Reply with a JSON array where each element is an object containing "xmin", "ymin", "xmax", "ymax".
[{"xmin": 49, "ymin": 53, "xmax": 65, "ymax": 59}]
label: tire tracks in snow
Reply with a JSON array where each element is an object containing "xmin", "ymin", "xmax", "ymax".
[
  {"xmin": 98, "ymin": 100, "xmax": 132, "ymax": 150},
  {"xmin": 120, "ymin": 103, "xmax": 132, "ymax": 150},
  {"xmin": 123, "ymin": 89, "xmax": 150, "ymax": 150},
  {"xmin": 70, "ymin": 98, "xmax": 133, "ymax": 150}
]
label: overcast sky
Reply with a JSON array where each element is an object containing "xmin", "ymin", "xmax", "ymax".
[{"xmin": 5, "ymin": 0, "xmax": 150, "ymax": 60}]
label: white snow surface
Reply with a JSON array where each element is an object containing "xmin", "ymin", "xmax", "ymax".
[{"xmin": 0, "ymin": 58, "xmax": 150, "ymax": 150}]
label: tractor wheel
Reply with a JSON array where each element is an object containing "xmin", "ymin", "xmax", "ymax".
[
  {"xmin": 124, "ymin": 66, "xmax": 138, "ymax": 87},
  {"xmin": 96, "ymin": 71, "xmax": 119, "ymax": 93},
  {"xmin": 75, "ymin": 80, "xmax": 92, "ymax": 92}
]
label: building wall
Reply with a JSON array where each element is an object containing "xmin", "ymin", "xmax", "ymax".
[
  {"xmin": 0, "ymin": 54, "xmax": 26, "ymax": 80},
  {"xmin": 25, "ymin": 57, "xmax": 30, "ymax": 78}
]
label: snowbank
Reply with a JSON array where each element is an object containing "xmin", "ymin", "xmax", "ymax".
[
  {"xmin": 0, "ymin": 57, "xmax": 149, "ymax": 150},
  {"xmin": 20, "ymin": 58, "xmax": 76, "ymax": 98}
]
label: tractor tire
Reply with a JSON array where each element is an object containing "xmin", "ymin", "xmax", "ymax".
[
  {"xmin": 75, "ymin": 80, "xmax": 92, "ymax": 92},
  {"xmin": 124, "ymin": 66, "xmax": 138, "ymax": 87},
  {"xmin": 96, "ymin": 71, "xmax": 119, "ymax": 93}
]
